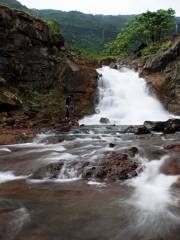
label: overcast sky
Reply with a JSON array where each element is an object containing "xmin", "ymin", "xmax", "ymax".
[{"xmin": 18, "ymin": 0, "xmax": 180, "ymax": 16}]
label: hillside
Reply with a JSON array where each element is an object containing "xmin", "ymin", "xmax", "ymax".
[
  {"xmin": 0, "ymin": 0, "xmax": 133, "ymax": 51},
  {"xmin": 0, "ymin": 5, "xmax": 97, "ymax": 130},
  {"xmin": 36, "ymin": 10, "xmax": 132, "ymax": 51},
  {"xmin": 1, "ymin": 0, "xmax": 180, "ymax": 52}
]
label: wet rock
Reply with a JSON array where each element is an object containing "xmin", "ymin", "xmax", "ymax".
[
  {"xmin": 144, "ymin": 119, "xmax": 180, "ymax": 134},
  {"xmin": 163, "ymin": 119, "xmax": 180, "ymax": 134},
  {"xmin": 0, "ymin": 127, "xmax": 37, "ymax": 145},
  {"xmin": 127, "ymin": 147, "xmax": 139, "ymax": 158},
  {"xmin": 31, "ymin": 162, "xmax": 64, "ymax": 179},
  {"xmin": 100, "ymin": 117, "xmax": 110, "ymax": 124},
  {"xmin": 144, "ymin": 120, "xmax": 166, "ymax": 132},
  {"xmin": 82, "ymin": 152, "xmax": 139, "ymax": 181},
  {"xmin": 164, "ymin": 144, "xmax": 180, "ymax": 151},
  {"xmin": 135, "ymin": 126, "xmax": 151, "ymax": 135},
  {"xmin": 109, "ymin": 143, "xmax": 116, "ymax": 148},
  {"xmin": 161, "ymin": 158, "xmax": 180, "ymax": 175}
]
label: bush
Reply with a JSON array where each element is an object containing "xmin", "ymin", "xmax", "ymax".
[
  {"xmin": 45, "ymin": 19, "xmax": 60, "ymax": 37},
  {"xmin": 141, "ymin": 40, "xmax": 172, "ymax": 58}
]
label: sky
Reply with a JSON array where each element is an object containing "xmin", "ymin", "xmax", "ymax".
[{"xmin": 18, "ymin": 0, "xmax": 180, "ymax": 16}]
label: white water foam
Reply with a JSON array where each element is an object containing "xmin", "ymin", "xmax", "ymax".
[
  {"xmin": 124, "ymin": 155, "xmax": 180, "ymax": 237},
  {"xmin": 81, "ymin": 67, "xmax": 174, "ymax": 125},
  {"xmin": 0, "ymin": 171, "xmax": 27, "ymax": 184}
]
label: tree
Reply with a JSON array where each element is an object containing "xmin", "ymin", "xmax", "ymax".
[{"xmin": 105, "ymin": 9, "xmax": 176, "ymax": 56}]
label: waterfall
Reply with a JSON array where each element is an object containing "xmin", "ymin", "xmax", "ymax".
[{"xmin": 80, "ymin": 66, "xmax": 173, "ymax": 125}]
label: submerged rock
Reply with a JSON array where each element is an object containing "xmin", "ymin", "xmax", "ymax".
[
  {"xmin": 31, "ymin": 162, "xmax": 64, "ymax": 179},
  {"xmin": 100, "ymin": 117, "xmax": 110, "ymax": 124}
]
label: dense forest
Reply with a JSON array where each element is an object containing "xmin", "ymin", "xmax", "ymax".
[{"xmin": 0, "ymin": 0, "xmax": 180, "ymax": 53}]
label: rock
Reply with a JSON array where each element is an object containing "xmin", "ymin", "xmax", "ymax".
[
  {"xmin": 163, "ymin": 119, "xmax": 180, "ymax": 134},
  {"xmin": 127, "ymin": 147, "xmax": 139, "ymax": 157},
  {"xmin": 143, "ymin": 40, "xmax": 180, "ymax": 73},
  {"xmin": 0, "ymin": 90, "xmax": 21, "ymax": 113},
  {"xmin": 143, "ymin": 119, "xmax": 180, "ymax": 134},
  {"xmin": 0, "ymin": 5, "xmax": 97, "ymax": 126},
  {"xmin": 164, "ymin": 144, "xmax": 180, "ymax": 151},
  {"xmin": 135, "ymin": 126, "xmax": 151, "ymax": 135},
  {"xmin": 109, "ymin": 143, "xmax": 116, "ymax": 148},
  {"xmin": 82, "ymin": 151, "xmax": 139, "ymax": 181},
  {"xmin": 31, "ymin": 162, "xmax": 64, "ymax": 179},
  {"xmin": 143, "ymin": 121, "xmax": 166, "ymax": 132},
  {"xmin": 100, "ymin": 117, "xmax": 110, "ymax": 124},
  {"xmin": 161, "ymin": 158, "xmax": 180, "ymax": 175}
]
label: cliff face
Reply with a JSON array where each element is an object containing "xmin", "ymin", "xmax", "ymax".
[
  {"xmin": 0, "ymin": 5, "xmax": 97, "ymax": 127},
  {"xmin": 141, "ymin": 39, "xmax": 180, "ymax": 115}
]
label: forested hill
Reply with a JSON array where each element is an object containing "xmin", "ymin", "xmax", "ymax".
[
  {"xmin": 36, "ymin": 10, "xmax": 132, "ymax": 51},
  {"xmin": 0, "ymin": 0, "xmax": 180, "ymax": 51},
  {"xmin": 0, "ymin": 0, "xmax": 132, "ymax": 50}
]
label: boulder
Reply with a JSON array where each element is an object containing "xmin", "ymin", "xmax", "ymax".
[
  {"xmin": 144, "ymin": 119, "xmax": 180, "ymax": 134},
  {"xmin": 82, "ymin": 151, "xmax": 139, "ymax": 181},
  {"xmin": 100, "ymin": 117, "xmax": 110, "ymax": 124},
  {"xmin": 0, "ymin": 90, "xmax": 21, "ymax": 113},
  {"xmin": 161, "ymin": 158, "xmax": 180, "ymax": 175},
  {"xmin": 135, "ymin": 126, "xmax": 151, "ymax": 135}
]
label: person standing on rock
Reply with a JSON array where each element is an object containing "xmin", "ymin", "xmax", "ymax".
[{"xmin": 65, "ymin": 94, "xmax": 73, "ymax": 119}]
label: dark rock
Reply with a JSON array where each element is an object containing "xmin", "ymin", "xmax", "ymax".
[
  {"xmin": 100, "ymin": 117, "xmax": 110, "ymax": 124},
  {"xmin": 31, "ymin": 162, "xmax": 64, "ymax": 179},
  {"xmin": 127, "ymin": 147, "xmax": 138, "ymax": 157},
  {"xmin": 109, "ymin": 143, "xmax": 115, "ymax": 148},
  {"xmin": 82, "ymin": 152, "xmax": 139, "ymax": 181},
  {"xmin": 135, "ymin": 126, "xmax": 151, "ymax": 135},
  {"xmin": 143, "ymin": 119, "xmax": 180, "ymax": 134},
  {"xmin": 0, "ymin": 90, "xmax": 21, "ymax": 113},
  {"xmin": 163, "ymin": 119, "xmax": 180, "ymax": 134}
]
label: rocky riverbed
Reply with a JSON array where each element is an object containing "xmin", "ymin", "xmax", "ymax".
[{"xmin": 0, "ymin": 124, "xmax": 179, "ymax": 240}]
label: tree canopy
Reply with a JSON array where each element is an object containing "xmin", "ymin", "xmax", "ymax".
[{"xmin": 105, "ymin": 9, "xmax": 176, "ymax": 56}]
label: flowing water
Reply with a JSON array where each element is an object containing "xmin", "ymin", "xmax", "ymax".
[
  {"xmin": 0, "ymin": 67, "xmax": 179, "ymax": 240},
  {"xmin": 81, "ymin": 67, "xmax": 174, "ymax": 125}
]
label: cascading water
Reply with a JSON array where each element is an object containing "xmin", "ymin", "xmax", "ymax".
[{"xmin": 80, "ymin": 66, "xmax": 174, "ymax": 125}]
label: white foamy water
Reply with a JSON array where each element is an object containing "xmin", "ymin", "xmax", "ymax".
[
  {"xmin": 129, "ymin": 156, "xmax": 179, "ymax": 212},
  {"xmin": 0, "ymin": 171, "xmax": 27, "ymax": 184},
  {"xmin": 125, "ymin": 155, "xmax": 180, "ymax": 237},
  {"xmin": 81, "ymin": 67, "xmax": 174, "ymax": 125}
]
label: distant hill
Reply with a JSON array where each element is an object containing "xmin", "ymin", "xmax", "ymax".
[
  {"xmin": 36, "ymin": 9, "xmax": 132, "ymax": 51},
  {"xmin": 0, "ymin": 0, "xmax": 180, "ymax": 51}
]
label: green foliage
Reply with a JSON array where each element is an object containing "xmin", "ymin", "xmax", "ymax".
[
  {"xmin": 38, "ymin": 10, "xmax": 132, "ymax": 51},
  {"xmin": 0, "ymin": 76, "xmax": 6, "ymax": 88},
  {"xmin": 45, "ymin": 19, "xmax": 60, "ymax": 37},
  {"xmin": 10, "ymin": 24, "xmax": 17, "ymax": 33},
  {"xmin": 106, "ymin": 9, "xmax": 176, "ymax": 56},
  {"xmin": 141, "ymin": 40, "xmax": 172, "ymax": 58}
]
